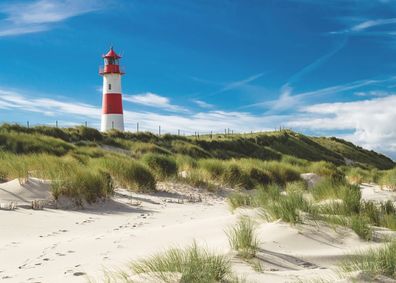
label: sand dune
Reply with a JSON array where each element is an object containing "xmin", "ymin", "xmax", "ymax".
[{"xmin": 0, "ymin": 180, "xmax": 395, "ymax": 282}]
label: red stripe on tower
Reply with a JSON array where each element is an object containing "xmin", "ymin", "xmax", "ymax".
[
  {"xmin": 102, "ymin": 93, "xmax": 123, "ymax": 114},
  {"xmin": 99, "ymin": 47, "xmax": 125, "ymax": 132}
]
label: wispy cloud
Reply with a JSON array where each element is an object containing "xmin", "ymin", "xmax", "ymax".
[
  {"xmin": 216, "ymin": 73, "xmax": 264, "ymax": 94},
  {"xmin": 242, "ymin": 78, "xmax": 384, "ymax": 111},
  {"xmin": 332, "ymin": 18, "xmax": 396, "ymax": 34},
  {"xmin": 192, "ymin": 99, "xmax": 214, "ymax": 109},
  {"xmin": 284, "ymin": 37, "xmax": 348, "ymax": 87},
  {"xmin": 0, "ymin": 0, "xmax": 104, "ymax": 37},
  {"xmin": 123, "ymin": 92, "xmax": 188, "ymax": 113}
]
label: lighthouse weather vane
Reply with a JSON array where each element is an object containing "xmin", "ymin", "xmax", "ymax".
[{"xmin": 99, "ymin": 47, "xmax": 125, "ymax": 132}]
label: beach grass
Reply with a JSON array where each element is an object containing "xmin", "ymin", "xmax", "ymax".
[
  {"xmin": 141, "ymin": 153, "xmax": 178, "ymax": 180},
  {"xmin": 130, "ymin": 242, "xmax": 233, "ymax": 283},
  {"xmin": 340, "ymin": 240, "xmax": 396, "ymax": 279},
  {"xmin": 226, "ymin": 216, "xmax": 259, "ymax": 258}
]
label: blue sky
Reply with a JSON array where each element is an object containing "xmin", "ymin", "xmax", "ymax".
[{"xmin": 1, "ymin": 0, "xmax": 396, "ymax": 157}]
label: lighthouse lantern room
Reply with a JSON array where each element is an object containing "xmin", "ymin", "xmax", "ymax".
[{"xmin": 100, "ymin": 47, "xmax": 125, "ymax": 132}]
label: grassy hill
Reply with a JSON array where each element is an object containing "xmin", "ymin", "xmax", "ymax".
[
  {"xmin": 0, "ymin": 124, "xmax": 393, "ymax": 169},
  {"xmin": 1, "ymin": 123, "xmax": 395, "ymax": 205}
]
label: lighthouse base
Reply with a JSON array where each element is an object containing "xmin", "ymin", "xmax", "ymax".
[{"xmin": 101, "ymin": 114, "xmax": 124, "ymax": 132}]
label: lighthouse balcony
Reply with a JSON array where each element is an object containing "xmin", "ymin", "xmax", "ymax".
[{"xmin": 99, "ymin": 65, "xmax": 125, "ymax": 75}]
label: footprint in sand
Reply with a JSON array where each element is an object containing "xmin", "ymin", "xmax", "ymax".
[
  {"xmin": 73, "ymin": 272, "xmax": 86, "ymax": 276},
  {"xmin": 56, "ymin": 252, "xmax": 66, "ymax": 257}
]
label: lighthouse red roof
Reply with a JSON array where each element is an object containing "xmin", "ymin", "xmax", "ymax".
[{"xmin": 102, "ymin": 47, "xmax": 121, "ymax": 59}]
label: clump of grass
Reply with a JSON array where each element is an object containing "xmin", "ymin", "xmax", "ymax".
[
  {"xmin": 226, "ymin": 216, "xmax": 259, "ymax": 258},
  {"xmin": 131, "ymin": 242, "xmax": 232, "ymax": 283},
  {"xmin": 340, "ymin": 240, "xmax": 396, "ymax": 279},
  {"xmin": 259, "ymin": 161, "xmax": 302, "ymax": 185},
  {"xmin": 285, "ymin": 181, "xmax": 307, "ymax": 194},
  {"xmin": 171, "ymin": 140, "xmax": 211, "ymax": 158},
  {"xmin": 0, "ymin": 131, "xmax": 73, "ymax": 155},
  {"xmin": 179, "ymin": 168, "xmax": 217, "ymax": 191},
  {"xmin": 222, "ymin": 164, "xmax": 254, "ymax": 190},
  {"xmin": 141, "ymin": 153, "xmax": 178, "ymax": 180},
  {"xmin": 350, "ymin": 215, "xmax": 372, "ymax": 241},
  {"xmin": 227, "ymin": 192, "xmax": 253, "ymax": 211},
  {"xmin": 311, "ymin": 178, "xmax": 361, "ymax": 210},
  {"xmin": 100, "ymin": 157, "xmax": 156, "ymax": 193},
  {"xmin": 131, "ymin": 142, "xmax": 171, "ymax": 156},
  {"xmin": 379, "ymin": 168, "xmax": 396, "ymax": 190},
  {"xmin": 199, "ymin": 159, "xmax": 225, "ymax": 179},
  {"xmin": 175, "ymin": 154, "xmax": 197, "ymax": 171},
  {"xmin": 263, "ymin": 191, "xmax": 312, "ymax": 224},
  {"xmin": 247, "ymin": 167, "xmax": 271, "ymax": 186},
  {"xmin": 198, "ymin": 159, "xmax": 254, "ymax": 189},
  {"xmin": 51, "ymin": 168, "xmax": 113, "ymax": 204}
]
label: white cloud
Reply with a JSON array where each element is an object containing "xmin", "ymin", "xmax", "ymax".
[
  {"xmin": 192, "ymin": 99, "xmax": 214, "ymax": 109},
  {"xmin": 0, "ymin": 0, "xmax": 104, "ymax": 37},
  {"xmin": 124, "ymin": 92, "xmax": 188, "ymax": 113},
  {"xmin": 355, "ymin": 90, "xmax": 390, "ymax": 97},
  {"xmin": 0, "ymin": 87, "xmax": 281, "ymax": 134},
  {"xmin": 0, "ymin": 88, "xmax": 99, "ymax": 118},
  {"xmin": 287, "ymin": 95, "xmax": 396, "ymax": 155}
]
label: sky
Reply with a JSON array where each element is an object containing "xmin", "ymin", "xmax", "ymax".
[{"xmin": 1, "ymin": 0, "xmax": 396, "ymax": 158}]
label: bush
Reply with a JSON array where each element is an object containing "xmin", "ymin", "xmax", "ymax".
[
  {"xmin": 131, "ymin": 242, "xmax": 232, "ymax": 283},
  {"xmin": 142, "ymin": 153, "xmax": 178, "ymax": 180},
  {"xmin": 226, "ymin": 216, "xmax": 259, "ymax": 258},
  {"xmin": 101, "ymin": 157, "xmax": 156, "ymax": 193}
]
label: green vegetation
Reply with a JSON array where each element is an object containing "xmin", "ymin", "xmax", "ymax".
[
  {"xmin": 227, "ymin": 177, "xmax": 396, "ymax": 240},
  {"xmin": 341, "ymin": 240, "xmax": 396, "ymax": 280},
  {"xmin": 131, "ymin": 242, "xmax": 233, "ymax": 283},
  {"xmin": 0, "ymin": 124, "xmax": 395, "ymax": 207},
  {"xmin": 99, "ymin": 157, "xmax": 156, "ymax": 193},
  {"xmin": 141, "ymin": 153, "xmax": 178, "ymax": 180},
  {"xmin": 226, "ymin": 216, "xmax": 259, "ymax": 258}
]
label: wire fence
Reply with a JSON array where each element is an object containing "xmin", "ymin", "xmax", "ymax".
[{"xmin": 1, "ymin": 120, "xmax": 291, "ymax": 139}]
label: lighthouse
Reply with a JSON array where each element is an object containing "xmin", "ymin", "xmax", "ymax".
[{"xmin": 100, "ymin": 47, "xmax": 125, "ymax": 132}]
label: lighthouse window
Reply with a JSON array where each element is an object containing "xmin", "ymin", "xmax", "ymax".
[{"xmin": 109, "ymin": 84, "xmax": 112, "ymax": 90}]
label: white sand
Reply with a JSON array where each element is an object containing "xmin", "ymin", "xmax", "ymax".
[{"xmin": 0, "ymin": 179, "xmax": 395, "ymax": 283}]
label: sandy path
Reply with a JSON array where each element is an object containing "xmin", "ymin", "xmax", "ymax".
[{"xmin": 0, "ymin": 181, "xmax": 394, "ymax": 283}]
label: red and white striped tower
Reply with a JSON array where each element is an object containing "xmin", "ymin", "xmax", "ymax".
[{"xmin": 100, "ymin": 47, "xmax": 125, "ymax": 132}]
